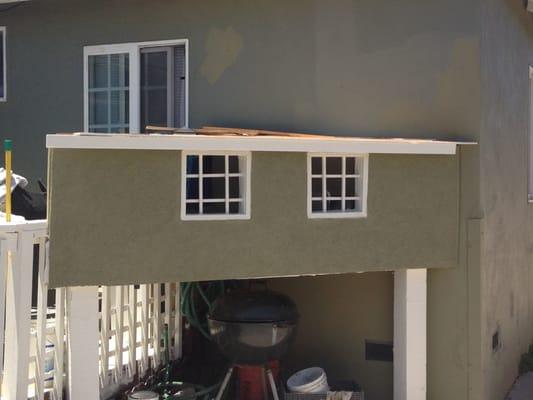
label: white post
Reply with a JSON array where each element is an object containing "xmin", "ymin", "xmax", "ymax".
[
  {"xmin": 54, "ymin": 287, "xmax": 65, "ymax": 400},
  {"xmin": 153, "ymin": 284, "xmax": 161, "ymax": 367},
  {"xmin": 140, "ymin": 284, "xmax": 149, "ymax": 373},
  {"xmin": 66, "ymin": 286, "xmax": 100, "ymax": 400},
  {"xmin": 35, "ymin": 237, "xmax": 49, "ymax": 400},
  {"xmin": 127, "ymin": 285, "xmax": 137, "ymax": 378},
  {"xmin": 100, "ymin": 286, "xmax": 111, "ymax": 387},
  {"xmin": 114, "ymin": 286, "xmax": 124, "ymax": 381},
  {"xmin": 173, "ymin": 282, "xmax": 182, "ymax": 360},
  {"xmin": 0, "ymin": 236, "xmax": 12, "ymax": 378},
  {"xmin": 3, "ymin": 230, "xmax": 35, "ymax": 400},
  {"xmin": 394, "ymin": 269, "xmax": 427, "ymax": 400}
]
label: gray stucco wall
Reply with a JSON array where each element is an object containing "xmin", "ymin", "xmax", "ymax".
[
  {"xmin": 48, "ymin": 150, "xmax": 459, "ymax": 287},
  {"xmin": 480, "ymin": 1, "xmax": 533, "ymax": 399},
  {"xmin": 0, "ymin": 0, "xmax": 480, "ymax": 185}
]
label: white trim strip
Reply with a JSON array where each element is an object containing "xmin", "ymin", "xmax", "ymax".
[
  {"xmin": 46, "ymin": 133, "xmax": 469, "ymax": 154},
  {"xmin": 0, "ymin": 26, "xmax": 6, "ymax": 102},
  {"xmin": 394, "ymin": 269, "xmax": 427, "ymax": 400}
]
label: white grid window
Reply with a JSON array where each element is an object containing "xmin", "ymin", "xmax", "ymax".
[
  {"xmin": 308, "ymin": 154, "xmax": 368, "ymax": 218},
  {"xmin": 181, "ymin": 152, "xmax": 251, "ymax": 220}
]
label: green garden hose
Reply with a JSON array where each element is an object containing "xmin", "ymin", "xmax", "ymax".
[
  {"xmin": 180, "ymin": 282, "xmax": 226, "ymax": 340},
  {"xmin": 127, "ymin": 282, "xmax": 229, "ymax": 399}
]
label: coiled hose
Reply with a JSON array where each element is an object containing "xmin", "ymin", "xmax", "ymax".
[
  {"xmin": 128, "ymin": 282, "xmax": 228, "ymax": 399},
  {"xmin": 180, "ymin": 281, "xmax": 225, "ymax": 340}
]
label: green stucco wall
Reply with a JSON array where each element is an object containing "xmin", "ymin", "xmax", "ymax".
[
  {"xmin": 268, "ymin": 272, "xmax": 394, "ymax": 400},
  {"xmin": 48, "ymin": 150, "xmax": 459, "ymax": 287}
]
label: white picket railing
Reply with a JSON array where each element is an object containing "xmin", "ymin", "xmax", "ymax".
[
  {"xmin": 99, "ymin": 283, "xmax": 182, "ymax": 399},
  {"xmin": 0, "ymin": 220, "xmax": 182, "ymax": 400}
]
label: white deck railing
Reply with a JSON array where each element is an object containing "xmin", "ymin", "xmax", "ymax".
[{"xmin": 0, "ymin": 220, "xmax": 182, "ymax": 400}]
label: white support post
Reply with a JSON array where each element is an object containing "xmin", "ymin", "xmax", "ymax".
[
  {"xmin": 114, "ymin": 286, "xmax": 124, "ymax": 381},
  {"xmin": 173, "ymin": 282, "xmax": 182, "ymax": 360},
  {"xmin": 54, "ymin": 287, "xmax": 65, "ymax": 400},
  {"xmin": 127, "ymin": 285, "xmax": 137, "ymax": 378},
  {"xmin": 66, "ymin": 286, "xmax": 100, "ymax": 400},
  {"xmin": 0, "ymin": 237, "xmax": 11, "ymax": 379},
  {"xmin": 100, "ymin": 286, "xmax": 111, "ymax": 387},
  {"xmin": 164, "ymin": 283, "xmax": 171, "ymax": 329},
  {"xmin": 35, "ymin": 237, "xmax": 48, "ymax": 400},
  {"xmin": 3, "ymin": 230, "xmax": 35, "ymax": 400},
  {"xmin": 140, "ymin": 284, "xmax": 149, "ymax": 373},
  {"xmin": 394, "ymin": 269, "xmax": 427, "ymax": 400},
  {"xmin": 153, "ymin": 284, "xmax": 161, "ymax": 367}
]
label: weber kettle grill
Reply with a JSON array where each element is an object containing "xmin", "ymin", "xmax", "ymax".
[{"xmin": 208, "ymin": 290, "xmax": 299, "ymax": 400}]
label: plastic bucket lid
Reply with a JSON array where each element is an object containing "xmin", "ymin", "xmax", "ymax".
[
  {"xmin": 128, "ymin": 391, "xmax": 159, "ymax": 400},
  {"xmin": 287, "ymin": 367, "xmax": 329, "ymax": 394}
]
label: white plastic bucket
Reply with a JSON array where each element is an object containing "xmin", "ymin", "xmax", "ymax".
[{"xmin": 287, "ymin": 367, "xmax": 329, "ymax": 394}]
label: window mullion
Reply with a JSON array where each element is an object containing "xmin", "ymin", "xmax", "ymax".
[
  {"xmin": 322, "ymin": 157, "xmax": 327, "ymax": 212},
  {"xmin": 225, "ymin": 155, "xmax": 229, "ymax": 214},
  {"xmin": 199, "ymin": 155, "xmax": 203, "ymax": 214},
  {"xmin": 107, "ymin": 54, "xmax": 111, "ymax": 133},
  {"xmin": 341, "ymin": 157, "xmax": 346, "ymax": 211}
]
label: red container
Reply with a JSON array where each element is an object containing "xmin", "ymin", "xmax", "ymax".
[{"xmin": 237, "ymin": 361, "xmax": 280, "ymax": 400}]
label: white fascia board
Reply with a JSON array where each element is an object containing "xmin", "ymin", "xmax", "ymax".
[
  {"xmin": 47, "ymin": 133, "xmax": 472, "ymax": 155},
  {"xmin": 0, "ymin": 0, "xmax": 30, "ymax": 3}
]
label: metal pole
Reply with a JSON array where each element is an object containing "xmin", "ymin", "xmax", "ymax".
[
  {"xmin": 214, "ymin": 366, "xmax": 234, "ymax": 400},
  {"xmin": 266, "ymin": 367, "xmax": 280, "ymax": 400}
]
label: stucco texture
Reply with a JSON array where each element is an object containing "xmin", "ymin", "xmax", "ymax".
[
  {"xmin": 268, "ymin": 272, "xmax": 394, "ymax": 400},
  {"xmin": 479, "ymin": 1, "xmax": 533, "ymax": 399},
  {"xmin": 0, "ymin": 0, "xmax": 479, "ymax": 185},
  {"xmin": 0, "ymin": 0, "xmax": 484, "ymax": 399},
  {"xmin": 48, "ymin": 150, "xmax": 459, "ymax": 287}
]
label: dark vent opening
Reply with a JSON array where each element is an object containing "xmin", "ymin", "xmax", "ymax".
[
  {"xmin": 492, "ymin": 330, "xmax": 500, "ymax": 352},
  {"xmin": 365, "ymin": 341, "xmax": 393, "ymax": 362}
]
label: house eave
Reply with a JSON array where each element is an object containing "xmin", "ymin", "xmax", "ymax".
[{"xmin": 46, "ymin": 132, "xmax": 475, "ymax": 155}]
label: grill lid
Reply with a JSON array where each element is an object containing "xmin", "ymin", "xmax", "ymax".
[{"xmin": 209, "ymin": 290, "xmax": 299, "ymax": 323}]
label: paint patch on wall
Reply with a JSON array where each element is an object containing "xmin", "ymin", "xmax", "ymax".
[{"xmin": 200, "ymin": 27, "xmax": 244, "ymax": 84}]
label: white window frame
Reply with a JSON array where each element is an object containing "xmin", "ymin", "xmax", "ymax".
[
  {"xmin": 307, "ymin": 153, "xmax": 369, "ymax": 219},
  {"xmin": 527, "ymin": 65, "xmax": 533, "ymax": 204},
  {"xmin": 0, "ymin": 27, "xmax": 6, "ymax": 102},
  {"xmin": 83, "ymin": 38, "xmax": 189, "ymax": 133},
  {"xmin": 181, "ymin": 151, "xmax": 252, "ymax": 221}
]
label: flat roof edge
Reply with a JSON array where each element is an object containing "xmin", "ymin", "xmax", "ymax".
[{"xmin": 46, "ymin": 133, "xmax": 476, "ymax": 155}]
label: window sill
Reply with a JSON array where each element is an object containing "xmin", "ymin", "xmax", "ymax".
[
  {"xmin": 308, "ymin": 211, "xmax": 367, "ymax": 219},
  {"xmin": 181, "ymin": 214, "xmax": 251, "ymax": 221}
]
